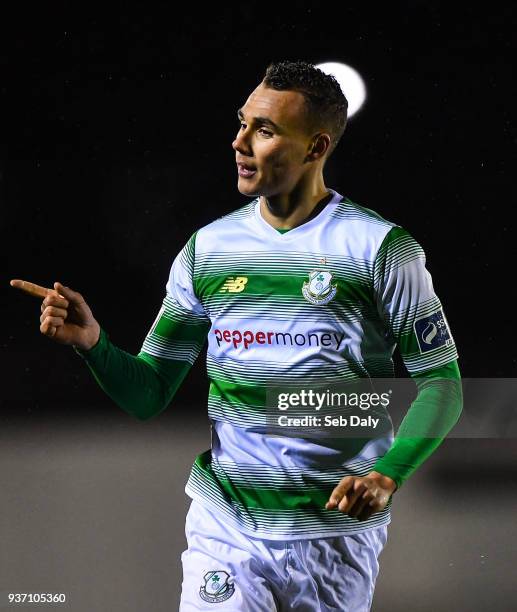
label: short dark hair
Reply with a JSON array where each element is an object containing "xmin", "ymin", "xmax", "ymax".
[{"xmin": 262, "ymin": 60, "xmax": 348, "ymax": 160}]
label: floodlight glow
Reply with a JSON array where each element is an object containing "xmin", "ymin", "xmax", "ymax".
[{"xmin": 316, "ymin": 62, "xmax": 366, "ymax": 118}]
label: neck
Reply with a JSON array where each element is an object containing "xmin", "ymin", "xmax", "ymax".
[{"xmin": 259, "ymin": 178, "xmax": 331, "ymax": 230}]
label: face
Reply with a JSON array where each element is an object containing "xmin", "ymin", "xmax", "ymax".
[{"xmin": 232, "ymin": 82, "xmax": 319, "ymax": 197}]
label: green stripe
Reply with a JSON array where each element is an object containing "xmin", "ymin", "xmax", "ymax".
[
  {"xmin": 209, "ymin": 380, "xmax": 266, "ymax": 406},
  {"xmin": 196, "ymin": 273, "xmax": 372, "ymax": 304},
  {"xmin": 153, "ymin": 312, "xmax": 210, "ymax": 342},
  {"xmin": 194, "ymin": 453, "xmax": 375, "ymax": 511}
]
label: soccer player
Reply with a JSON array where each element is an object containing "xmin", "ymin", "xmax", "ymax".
[{"xmin": 12, "ymin": 60, "xmax": 463, "ymax": 611}]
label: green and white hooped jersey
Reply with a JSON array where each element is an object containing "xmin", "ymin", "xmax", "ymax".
[{"xmin": 140, "ymin": 188, "xmax": 458, "ymax": 540}]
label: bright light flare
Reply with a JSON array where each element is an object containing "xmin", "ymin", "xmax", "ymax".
[{"xmin": 316, "ymin": 62, "xmax": 367, "ymax": 118}]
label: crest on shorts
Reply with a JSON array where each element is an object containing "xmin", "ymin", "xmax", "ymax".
[
  {"xmin": 302, "ymin": 270, "xmax": 337, "ymax": 305},
  {"xmin": 199, "ymin": 570, "xmax": 235, "ymax": 603}
]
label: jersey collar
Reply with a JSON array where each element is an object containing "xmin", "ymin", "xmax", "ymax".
[{"xmin": 253, "ymin": 189, "xmax": 344, "ymax": 241}]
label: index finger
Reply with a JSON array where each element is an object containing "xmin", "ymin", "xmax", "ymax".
[
  {"xmin": 10, "ymin": 279, "xmax": 63, "ymax": 300},
  {"xmin": 326, "ymin": 475, "xmax": 356, "ymax": 509}
]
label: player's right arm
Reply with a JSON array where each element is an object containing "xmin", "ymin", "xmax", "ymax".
[
  {"xmin": 10, "ymin": 279, "xmax": 101, "ymax": 350},
  {"xmin": 10, "ymin": 233, "xmax": 211, "ymax": 421}
]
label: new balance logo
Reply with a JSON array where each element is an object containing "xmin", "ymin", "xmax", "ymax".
[{"xmin": 219, "ymin": 276, "xmax": 248, "ymax": 293}]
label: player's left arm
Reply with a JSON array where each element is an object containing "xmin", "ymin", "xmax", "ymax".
[{"xmin": 326, "ymin": 226, "xmax": 463, "ymax": 521}]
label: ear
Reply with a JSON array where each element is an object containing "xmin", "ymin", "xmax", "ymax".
[{"xmin": 305, "ymin": 133, "xmax": 331, "ymax": 162}]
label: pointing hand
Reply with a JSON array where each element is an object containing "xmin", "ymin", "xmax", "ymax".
[{"xmin": 10, "ymin": 279, "xmax": 101, "ymax": 351}]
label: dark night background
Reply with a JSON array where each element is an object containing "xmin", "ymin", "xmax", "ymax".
[{"xmin": 1, "ymin": 3, "xmax": 516, "ymax": 611}]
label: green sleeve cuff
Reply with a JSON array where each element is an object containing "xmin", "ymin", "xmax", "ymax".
[
  {"xmin": 373, "ymin": 438, "xmax": 444, "ymax": 490},
  {"xmin": 73, "ymin": 327, "xmax": 109, "ymax": 362}
]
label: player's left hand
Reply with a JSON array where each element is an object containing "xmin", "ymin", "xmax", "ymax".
[{"xmin": 325, "ymin": 471, "xmax": 397, "ymax": 521}]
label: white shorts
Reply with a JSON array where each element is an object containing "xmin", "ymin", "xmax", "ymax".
[{"xmin": 179, "ymin": 499, "xmax": 388, "ymax": 611}]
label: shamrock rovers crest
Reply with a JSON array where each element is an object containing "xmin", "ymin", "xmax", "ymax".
[
  {"xmin": 199, "ymin": 570, "xmax": 235, "ymax": 603},
  {"xmin": 302, "ymin": 270, "xmax": 337, "ymax": 305}
]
